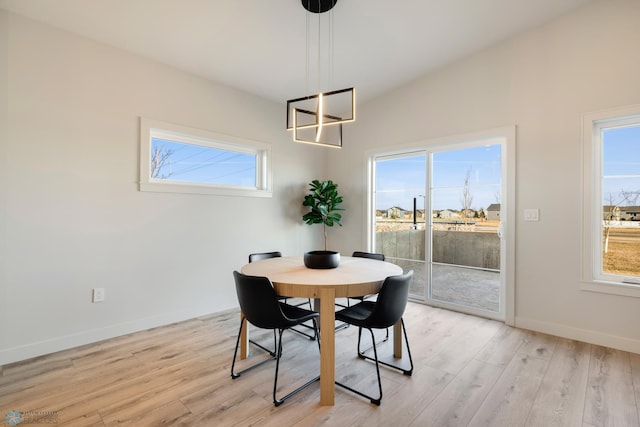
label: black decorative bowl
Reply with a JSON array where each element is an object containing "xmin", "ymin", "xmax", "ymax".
[{"xmin": 303, "ymin": 250, "xmax": 340, "ymax": 269}]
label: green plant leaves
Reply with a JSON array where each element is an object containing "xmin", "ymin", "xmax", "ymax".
[
  {"xmin": 302, "ymin": 180, "xmax": 344, "ymax": 249},
  {"xmin": 302, "ymin": 180, "xmax": 343, "ymax": 225}
]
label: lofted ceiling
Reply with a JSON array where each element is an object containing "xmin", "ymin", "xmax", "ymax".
[{"xmin": 0, "ymin": 0, "xmax": 593, "ymax": 105}]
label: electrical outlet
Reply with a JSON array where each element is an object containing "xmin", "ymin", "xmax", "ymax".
[
  {"xmin": 524, "ymin": 208, "xmax": 539, "ymax": 222},
  {"xmin": 92, "ymin": 288, "xmax": 105, "ymax": 303}
]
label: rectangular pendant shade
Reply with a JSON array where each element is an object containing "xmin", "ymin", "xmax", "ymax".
[
  {"xmin": 286, "ymin": 87, "xmax": 354, "ymax": 148},
  {"xmin": 293, "ymin": 107, "xmax": 343, "ymax": 148}
]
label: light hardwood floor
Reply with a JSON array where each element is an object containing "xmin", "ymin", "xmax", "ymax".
[{"xmin": 2, "ymin": 302, "xmax": 640, "ymax": 426}]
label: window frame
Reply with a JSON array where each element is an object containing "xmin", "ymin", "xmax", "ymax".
[
  {"xmin": 139, "ymin": 118, "xmax": 272, "ymax": 197},
  {"xmin": 581, "ymin": 105, "xmax": 640, "ymax": 297}
]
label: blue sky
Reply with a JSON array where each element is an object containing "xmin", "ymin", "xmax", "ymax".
[
  {"xmin": 151, "ymin": 138, "xmax": 256, "ymax": 187},
  {"xmin": 602, "ymin": 125, "xmax": 640, "ymax": 206},
  {"xmin": 375, "ymin": 144, "xmax": 502, "ymax": 211}
]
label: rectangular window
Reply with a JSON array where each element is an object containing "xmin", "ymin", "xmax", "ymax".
[
  {"xmin": 140, "ymin": 118, "xmax": 271, "ymax": 197},
  {"xmin": 583, "ymin": 106, "xmax": 640, "ymax": 296}
]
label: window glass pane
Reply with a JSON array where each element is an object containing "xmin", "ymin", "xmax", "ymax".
[
  {"xmin": 601, "ymin": 124, "xmax": 640, "ymax": 279},
  {"xmin": 150, "ymin": 138, "xmax": 257, "ymax": 187},
  {"xmin": 375, "ymin": 154, "xmax": 427, "ymax": 222},
  {"xmin": 373, "ymin": 153, "xmax": 427, "ymax": 297},
  {"xmin": 431, "ymin": 144, "xmax": 502, "ymax": 218}
]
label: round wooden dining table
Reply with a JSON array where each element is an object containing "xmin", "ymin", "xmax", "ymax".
[{"xmin": 240, "ymin": 255, "xmax": 403, "ymax": 406}]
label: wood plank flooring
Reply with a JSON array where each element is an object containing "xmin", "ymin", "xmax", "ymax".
[{"xmin": 2, "ymin": 302, "xmax": 640, "ymax": 426}]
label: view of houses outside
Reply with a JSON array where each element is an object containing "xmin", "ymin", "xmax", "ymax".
[{"xmin": 375, "ymin": 205, "xmax": 500, "ymax": 233}]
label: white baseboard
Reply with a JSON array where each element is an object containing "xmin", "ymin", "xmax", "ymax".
[
  {"xmin": 0, "ymin": 308, "xmax": 229, "ymax": 366},
  {"xmin": 515, "ymin": 316, "xmax": 640, "ymax": 354}
]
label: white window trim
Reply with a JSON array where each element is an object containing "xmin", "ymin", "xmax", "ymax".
[
  {"xmin": 581, "ymin": 104, "xmax": 640, "ymax": 297},
  {"xmin": 139, "ymin": 118, "xmax": 272, "ymax": 197}
]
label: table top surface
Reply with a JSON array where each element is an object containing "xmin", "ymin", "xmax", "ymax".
[{"xmin": 240, "ymin": 255, "xmax": 402, "ymax": 287}]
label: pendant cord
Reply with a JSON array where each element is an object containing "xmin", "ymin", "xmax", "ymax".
[
  {"xmin": 329, "ymin": 8, "xmax": 333, "ymax": 90},
  {"xmin": 317, "ymin": 10, "xmax": 321, "ymax": 93},
  {"xmin": 305, "ymin": 2, "xmax": 310, "ymax": 96},
  {"xmin": 305, "ymin": 2, "xmax": 336, "ymax": 95}
]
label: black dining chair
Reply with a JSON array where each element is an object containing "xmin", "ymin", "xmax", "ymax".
[
  {"xmin": 230, "ymin": 271, "xmax": 321, "ymax": 406},
  {"xmin": 334, "ymin": 270, "xmax": 414, "ymax": 406},
  {"xmin": 336, "ymin": 251, "xmax": 389, "ymax": 328},
  {"xmin": 352, "ymin": 251, "xmax": 385, "ymax": 262},
  {"xmin": 248, "ymin": 251, "xmax": 282, "ymax": 263},
  {"xmin": 248, "ymin": 251, "xmax": 316, "ymax": 340},
  {"xmin": 350, "ymin": 251, "xmax": 386, "ymax": 302},
  {"xmin": 335, "ymin": 251, "xmax": 388, "ymax": 331},
  {"xmin": 337, "ymin": 251, "xmax": 390, "ymax": 338},
  {"xmin": 245, "ymin": 252, "xmax": 282, "ymax": 354}
]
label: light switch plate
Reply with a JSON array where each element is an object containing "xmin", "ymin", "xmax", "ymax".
[
  {"xmin": 92, "ymin": 288, "xmax": 105, "ymax": 302},
  {"xmin": 524, "ymin": 208, "xmax": 539, "ymax": 221}
]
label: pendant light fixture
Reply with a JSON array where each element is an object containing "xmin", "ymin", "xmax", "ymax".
[{"xmin": 286, "ymin": 0, "xmax": 355, "ymax": 148}]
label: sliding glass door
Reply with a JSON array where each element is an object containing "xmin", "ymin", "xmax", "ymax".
[{"xmin": 370, "ymin": 132, "xmax": 512, "ymax": 321}]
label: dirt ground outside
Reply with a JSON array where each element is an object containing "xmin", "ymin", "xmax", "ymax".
[{"xmin": 603, "ymin": 228, "xmax": 640, "ymax": 276}]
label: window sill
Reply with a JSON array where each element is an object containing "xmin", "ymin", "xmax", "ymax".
[
  {"xmin": 140, "ymin": 181, "xmax": 272, "ymax": 198},
  {"xmin": 581, "ymin": 280, "xmax": 640, "ymax": 298}
]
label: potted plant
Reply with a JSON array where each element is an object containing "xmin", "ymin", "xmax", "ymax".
[{"xmin": 302, "ymin": 179, "xmax": 344, "ymax": 269}]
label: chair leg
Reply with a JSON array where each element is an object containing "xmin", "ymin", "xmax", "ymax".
[
  {"xmin": 231, "ymin": 317, "xmax": 276, "ymax": 379},
  {"xmin": 272, "ymin": 319, "xmax": 321, "ymax": 407},
  {"xmin": 248, "ymin": 329, "xmax": 277, "ymax": 357},
  {"xmin": 293, "ymin": 300, "xmax": 345, "ymax": 335},
  {"xmin": 357, "ymin": 327, "xmax": 389, "ymax": 355},
  {"xmin": 335, "ymin": 327, "xmax": 383, "ymax": 405},
  {"xmin": 335, "ymin": 319, "xmax": 414, "ymax": 405},
  {"xmin": 289, "ymin": 321, "xmax": 317, "ymax": 340},
  {"xmin": 285, "ymin": 299, "xmax": 317, "ymax": 340},
  {"xmin": 333, "ymin": 298, "xmax": 351, "ymax": 331},
  {"xmin": 357, "ymin": 318, "xmax": 413, "ymax": 376},
  {"xmin": 335, "ymin": 320, "xmax": 350, "ymax": 331}
]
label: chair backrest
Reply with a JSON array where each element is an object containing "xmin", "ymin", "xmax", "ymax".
[
  {"xmin": 233, "ymin": 270, "xmax": 290, "ymax": 330},
  {"xmin": 352, "ymin": 251, "xmax": 385, "ymax": 261},
  {"xmin": 365, "ymin": 270, "xmax": 413, "ymax": 329},
  {"xmin": 248, "ymin": 251, "xmax": 282, "ymax": 263}
]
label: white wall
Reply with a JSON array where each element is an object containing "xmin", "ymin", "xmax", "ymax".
[
  {"xmin": 0, "ymin": 11, "xmax": 327, "ymax": 364},
  {"xmin": 329, "ymin": 1, "xmax": 640, "ymax": 352}
]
